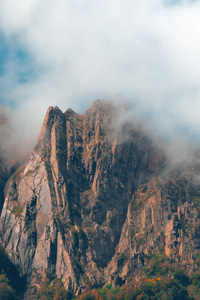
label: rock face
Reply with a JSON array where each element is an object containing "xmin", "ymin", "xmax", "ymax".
[
  {"xmin": 0, "ymin": 100, "xmax": 200, "ymax": 297},
  {"xmin": 107, "ymin": 173, "xmax": 200, "ymax": 285},
  {"xmin": 0, "ymin": 157, "xmax": 7, "ymax": 213}
]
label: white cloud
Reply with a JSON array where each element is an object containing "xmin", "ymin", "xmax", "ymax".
[{"xmin": 0, "ymin": 0, "xmax": 200, "ymax": 154}]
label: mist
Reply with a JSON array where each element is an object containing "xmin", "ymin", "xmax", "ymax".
[
  {"xmin": 0, "ymin": 104, "xmax": 37, "ymax": 166},
  {"xmin": 0, "ymin": 0, "xmax": 200, "ymax": 164}
]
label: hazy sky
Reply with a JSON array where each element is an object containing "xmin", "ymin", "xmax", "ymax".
[{"xmin": 0, "ymin": 0, "xmax": 200, "ymax": 153}]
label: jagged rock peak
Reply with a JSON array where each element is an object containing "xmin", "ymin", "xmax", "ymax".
[
  {"xmin": 3, "ymin": 99, "xmax": 199, "ymax": 299},
  {"xmin": 89, "ymin": 98, "xmax": 110, "ymax": 109},
  {"xmin": 64, "ymin": 107, "xmax": 76, "ymax": 115},
  {"xmin": 45, "ymin": 105, "xmax": 63, "ymax": 117},
  {"xmin": 85, "ymin": 99, "xmax": 112, "ymax": 115},
  {"xmin": 38, "ymin": 105, "xmax": 64, "ymax": 140}
]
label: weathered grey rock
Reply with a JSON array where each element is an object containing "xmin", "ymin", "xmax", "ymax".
[
  {"xmin": 1, "ymin": 100, "xmax": 200, "ymax": 298},
  {"xmin": 0, "ymin": 101, "xmax": 156, "ymax": 297},
  {"xmin": 107, "ymin": 174, "xmax": 200, "ymax": 284}
]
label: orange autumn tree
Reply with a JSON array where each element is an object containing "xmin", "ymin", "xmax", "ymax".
[{"xmin": 78, "ymin": 288, "xmax": 102, "ymax": 300}]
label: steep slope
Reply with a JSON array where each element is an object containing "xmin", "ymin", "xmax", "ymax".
[
  {"xmin": 0, "ymin": 100, "xmax": 158, "ymax": 297},
  {"xmin": 107, "ymin": 169, "xmax": 200, "ymax": 287},
  {"xmin": 0, "ymin": 157, "xmax": 7, "ymax": 213},
  {"xmin": 3, "ymin": 100, "xmax": 200, "ymax": 299}
]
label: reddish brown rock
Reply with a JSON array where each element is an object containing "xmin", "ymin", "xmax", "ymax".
[{"xmin": 0, "ymin": 100, "xmax": 200, "ymax": 298}]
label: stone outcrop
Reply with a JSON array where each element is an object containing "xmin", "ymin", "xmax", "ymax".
[
  {"xmin": 0, "ymin": 100, "xmax": 200, "ymax": 298},
  {"xmin": 107, "ymin": 172, "xmax": 200, "ymax": 285},
  {"xmin": 0, "ymin": 157, "xmax": 7, "ymax": 213}
]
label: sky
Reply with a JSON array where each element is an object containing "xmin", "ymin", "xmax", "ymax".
[{"xmin": 1, "ymin": 0, "xmax": 200, "ymax": 158}]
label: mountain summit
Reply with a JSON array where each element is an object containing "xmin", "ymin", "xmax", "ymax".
[{"xmin": 0, "ymin": 100, "xmax": 200, "ymax": 299}]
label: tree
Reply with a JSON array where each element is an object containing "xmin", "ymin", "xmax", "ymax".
[{"xmin": 0, "ymin": 274, "xmax": 18, "ymax": 300}]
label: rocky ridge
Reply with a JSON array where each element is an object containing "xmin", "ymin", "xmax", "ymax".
[
  {"xmin": 107, "ymin": 173, "xmax": 200, "ymax": 287},
  {"xmin": 0, "ymin": 100, "xmax": 200, "ymax": 298}
]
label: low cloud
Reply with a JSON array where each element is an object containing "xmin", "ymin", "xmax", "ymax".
[
  {"xmin": 0, "ymin": 104, "xmax": 36, "ymax": 166},
  {"xmin": 0, "ymin": 0, "xmax": 200, "ymax": 161}
]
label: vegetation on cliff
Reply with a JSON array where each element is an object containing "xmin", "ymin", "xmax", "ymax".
[
  {"xmin": 1, "ymin": 101, "xmax": 200, "ymax": 299},
  {"xmin": 36, "ymin": 253, "xmax": 200, "ymax": 300},
  {"xmin": 74, "ymin": 253, "xmax": 200, "ymax": 300},
  {"xmin": 0, "ymin": 244, "xmax": 25, "ymax": 299}
]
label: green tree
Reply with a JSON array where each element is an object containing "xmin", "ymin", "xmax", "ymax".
[{"xmin": 0, "ymin": 274, "xmax": 18, "ymax": 300}]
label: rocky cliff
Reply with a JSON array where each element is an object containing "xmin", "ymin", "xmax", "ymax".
[
  {"xmin": 107, "ymin": 172, "xmax": 200, "ymax": 286},
  {"xmin": 0, "ymin": 100, "xmax": 200, "ymax": 298},
  {"xmin": 0, "ymin": 157, "xmax": 7, "ymax": 213}
]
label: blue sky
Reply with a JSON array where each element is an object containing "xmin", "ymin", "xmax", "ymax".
[
  {"xmin": 1, "ymin": 0, "xmax": 200, "ymax": 154},
  {"xmin": 0, "ymin": 34, "xmax": 31, "ymax": 80},
  {"xmin": 0, "ymin": 34, "xmax": 10, "ymax": 76},
  {"xmin": 0, "ymin": 32, "xmax": 39, "ymax": 108}
]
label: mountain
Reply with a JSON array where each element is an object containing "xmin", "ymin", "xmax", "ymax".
[
  {"xmin": 0, "ymin": 157, "xmax": 7, "ymax": 213},
  {"xmin": 0, "ymin": 100, "xmax": 200, "ymax": 299}
]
